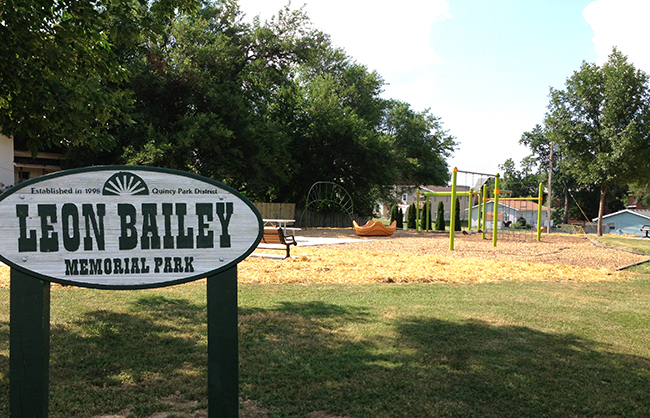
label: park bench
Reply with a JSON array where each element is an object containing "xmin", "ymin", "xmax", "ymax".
[
  {"xmin": 641, "ymin": 225, "xmax": 650, "ymax": 238},
  {"xmin": 256, "ymin": 227, "xmax": 297, "ymax": 258}
]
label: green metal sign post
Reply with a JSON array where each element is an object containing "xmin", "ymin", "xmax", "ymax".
[
  {"xmin": 208, "ymin": 266, "xmax": 239, "ymax": 417},
  {"xmin": 1, "ymin": 166, "xmax": 262, "ymax": 418},
  {"xmin": 9, "ymin": 269, "xmax": 242, "ymax": 418},
  {"xmin": 10, "ymin": 270, "xmax": 51, "ymax": 417}
]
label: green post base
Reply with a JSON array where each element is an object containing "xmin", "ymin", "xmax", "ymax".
[
  {"xmin": 207, "ymin": 266, "xmax": 239, "ymax": 417},
  {"xmin": 10, "ymin": 270, "xmax": 51, "ymax": 417}
]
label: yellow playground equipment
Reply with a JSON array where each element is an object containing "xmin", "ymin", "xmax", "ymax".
[{"xmin": 417, "ymin": 168, "xmax": 545, "ymax": 250}]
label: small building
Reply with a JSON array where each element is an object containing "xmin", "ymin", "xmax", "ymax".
[
  {"xmin": 0, "ymin": 133, "xmax": 65, "ymax": 191},
  {"xmin": 592, "ymin": 209, "xmax": 650, "ymax": 237},
  {"xmin": 469, "ymin": 200, "xmax": 549, "ymax": 230},
  {"xmin": 379, "ymin": 185, "xmax": 471, "ymax": 221},
  {"xmin": 0, "ymin": 134, "xmax": 13, "ymax": 191}
]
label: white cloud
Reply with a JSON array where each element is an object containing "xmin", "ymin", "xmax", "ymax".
[
  {"xmin": 583, "ymin": 0, "xmax": 650, "ymax": 72},
  {"xmin": 238, "ymin": 0, "xmax": 450, "ymax": 91}
]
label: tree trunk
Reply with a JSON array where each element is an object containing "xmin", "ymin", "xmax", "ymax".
[{"xmin": 597, "ymin": 184, "xmax": 608, "ymax": 236}]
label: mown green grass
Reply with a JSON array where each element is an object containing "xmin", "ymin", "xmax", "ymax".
[
  {"xmin": 2, "ymin": 276, "xmax": 650, "ymax": 417},
  {"xmin": 592, "ymin": 235, "xmax": 650, "ymax": 255}
]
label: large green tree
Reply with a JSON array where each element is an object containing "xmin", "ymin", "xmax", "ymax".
[
  {"xmin": 497, "ymin": 158, "xmax": 540, "ymax": 198},
  {"xmin": 382, "ymin": 101, "xmax": 456, "ymax": 186},
  {"xmin": 544, "ymin": 48, "xmax": 650, "ymax": 235},
  {"xmin": 61, "ymin": 2, "xmax": 456, "ymax": 215},
  {"xmin": 0, "ymin": 0, "xmax": 197, "ymax": 154},
  {"xmin": 520, "ymin": 124, "xmax": 576, "ymax": 224}
]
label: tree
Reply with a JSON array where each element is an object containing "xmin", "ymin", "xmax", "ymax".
[
  {"xmin": 435, "ymin": 201, "xmax": 445, "ymax": 231},
  {"xmin": 497, "ymin": 158, "xmax": 540, "ymax": 198},
  {"xmin": 0, "ymin": 0, "xmax": 198, "ymax": 154},
  {"xmin": 520, "ymin": 124, "xmax": 571, "ymax": 224},
  {"xmin": 407, "ymin": 203, "xmax": 417, "ymax": 229},
  {"xmin": 390, "ymin": 204, "xmax": 398, "ymax": 225},
  {"xmin": 396, "ymin": 208, "xmax": 404, "ymax": 229},
  {"xmin": 544, "ymin": 48, "xmax": 650, "ymax": 235},
  {"xmin": 421, "ymin": 200, "xmax": 433, "ymax": 230},
  {"xmin": 630, "ymin": 182, "xmax": 650, "ymax": 207},
  {"xmin": 60, "ymin": 2, "xmax": 457, "ymax": 215},
  {"xmin": 94, "ymin": 2, "xmax": 396, "ymax": 211},
  {"xmin": 114, "ymin": 2, "xmax": 319, "ymax": 199},
  {"xmin": 382, "ymin": 101, "xmax": 457, "ymax": 187}
]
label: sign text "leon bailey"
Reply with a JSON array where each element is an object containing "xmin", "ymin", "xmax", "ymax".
[{"xmin": 15, "ymin": 202, "xmax": 234, "ymax": 253}]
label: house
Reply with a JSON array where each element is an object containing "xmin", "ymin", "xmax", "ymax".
[
  {"xmin": 592, "ymin": 209, "xmax": 650, "ymax": 237},
  {"xmin": 0, "ymin": 134, "xmax": 13, "ymax": 191},
  {"xmin": 0, "ymin": 133, "xmax": 65, "ymax": 191},
  {"xmin": 420, "ymin": 185, "xmax": 471, "ymax": 221},
  {"xmin": 379, "ymin": 185, "xmax": 471, "ymax": 221},
  {"xmin": 468, "ymin": 200, "xmax": 550, "ymax": 230},
  {"xmin": 627, "ymin": 194, "xmax": 646, "ymax": 210}
]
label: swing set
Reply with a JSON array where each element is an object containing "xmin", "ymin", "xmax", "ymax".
[{"xmin": 416, "ymin": 168, "xmax": 546, "ymax": 250}]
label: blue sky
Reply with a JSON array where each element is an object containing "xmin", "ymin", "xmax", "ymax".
[{"xmin": 238, "ymin": 0, "xmax": 650, "ymax": 184}]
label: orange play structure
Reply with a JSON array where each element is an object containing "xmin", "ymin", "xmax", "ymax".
[{"xmin": 353, "ymin": 220, "xmax": 397, "ymax": 236}]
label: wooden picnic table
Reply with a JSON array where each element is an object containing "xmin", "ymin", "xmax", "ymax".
[{"xmin": 262, "ymin": 219, "xmax": 300, "ymax": 236}]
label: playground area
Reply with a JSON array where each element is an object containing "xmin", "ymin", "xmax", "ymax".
[
  {"xmin": 241, "ymin": 228, "xmax": 649, "ymax": 284},
  {"xmin": 1, "ymin": 229, "xmax": 648, "ymax": 288}
]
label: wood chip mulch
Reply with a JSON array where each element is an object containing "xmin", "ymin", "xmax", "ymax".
[
  {"xmin": 1, "ymin": 229, "xmax": 649, "ymax": 288},
  {"xmin": 242, "ymin": 229, "xmax": 650, "ymax": 284}
]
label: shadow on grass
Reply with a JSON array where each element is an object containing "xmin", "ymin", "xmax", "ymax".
[
  {"xmin": 1, "ymin": 297, "xmax": 650, "ymax": 417},
  {"xmin": 240, "ymin": 300, "xmax": 371, "ymax": 320},
  {"xmin": 239, "ymin": 304, "xmax": 650, "ymax": 418},
  {"xmin": 0, "ymin": 295, "xmax": 209, "ymax": 417}
]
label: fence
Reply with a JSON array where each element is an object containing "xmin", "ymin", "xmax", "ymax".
[
  {"xmin": 295, "ymin": 208, "xmax": 369, "ymax": 228},
  {"xmin": 253, "ymin": 203, "xmax": 296, "ymax": 220},
  {"xmin": 254, "ymin": 202, "xmax": 369, "ymax": 228}
]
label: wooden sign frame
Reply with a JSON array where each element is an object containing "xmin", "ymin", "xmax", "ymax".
[{"xmin": 2, "ymin": 166, "xmax": 263, "ymax": 417}]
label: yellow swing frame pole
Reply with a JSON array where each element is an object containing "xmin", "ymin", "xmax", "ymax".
[
  {"xmin": 467, "ymin": 188, "xmax": 473, "ymax": 233},
  {"xmin": 537, "ymin": 182, "xmax": 543, "ymax": 242},
  {"xmin": 449, "ymin": 168, "xmax": 458, "ymax": 251},
  {"xmin": 481, "ymin": 184, "xmax": 487, "ymax": 240},
  {"xmin": 492, "ymin": 174, "xmax": 500, "ymax": 247},
  {"xmin": 426, "ymin": 196, "xmax": 431, "ymax": 231},
  {"xmin": 416, "ymin": 189, "xmax": 421, "ymax": 232}
]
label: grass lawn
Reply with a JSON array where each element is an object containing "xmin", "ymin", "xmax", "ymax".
[
  {"xmin": 592, "ymin": 235, "xmax": 650, "ymax": 255},
  {"xmin": 592, "ymin": 235, "xmax": 650, "ymax": 274},
  {"xmin": 2, "ymin": 276, "xmax": 650, "ymax": 417}
]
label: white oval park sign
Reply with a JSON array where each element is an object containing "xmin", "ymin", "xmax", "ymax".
[{"xmin": 0, "ymin": 166, "xmax": 263, "ymax": 288}]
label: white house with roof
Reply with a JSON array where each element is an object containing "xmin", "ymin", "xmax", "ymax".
[
  {"xmin": 592, "ymin": 209, "xmax": 650, "ymax": 237},
  {"xmin": 419, "ymin": 185, "xmax": 471, "ymax": 221},
  {"xmin": 469, "ymin": 199, "xmax": 550, "ymax": 230},
  {"xmin": 379, "ymin": 185, "xmax": 471, "ymax": 221}
]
